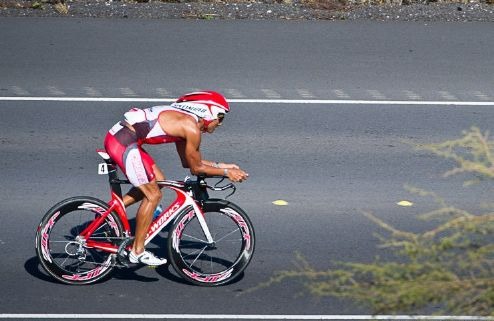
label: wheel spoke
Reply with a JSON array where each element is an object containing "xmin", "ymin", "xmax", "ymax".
[
  {"xmin": 181, "ymin": 233, "xmax": 208, "ymax": 244},
  {"xmin": 189, "ymin": 246, "xmax": 207, "ymax": 267},
  {"xmin": 214, "ymin": 228, "xmax": 240, "ymax": 243}
]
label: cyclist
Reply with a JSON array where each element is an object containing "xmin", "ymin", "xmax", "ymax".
[{"xmin": 104, "ymin": 91, "xmax": 249, "ymax": 266}]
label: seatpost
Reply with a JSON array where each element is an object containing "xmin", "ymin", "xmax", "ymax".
[{"xmin": 107, "ymin": 163, "xmax": 123, "ymax": 198}]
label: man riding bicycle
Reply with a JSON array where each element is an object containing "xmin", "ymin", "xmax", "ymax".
[{"xmin": 104, "ymin": 91, "xmax": 249, "ymax": 266}]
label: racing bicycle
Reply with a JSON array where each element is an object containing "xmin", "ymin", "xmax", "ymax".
[{"xmin": 35, "ymin": 150, "xmax": 255, "ymax": 286}]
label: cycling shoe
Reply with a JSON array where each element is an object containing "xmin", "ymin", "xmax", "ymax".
[{"xmin": 129, "ymin": 250, "xmax": 167, "ymax": 266}]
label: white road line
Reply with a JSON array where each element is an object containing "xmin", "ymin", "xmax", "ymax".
[
  {"xmin": 0, "ymin": 97, "xmax": 175, "ymax": 102},
  {"xmin": 232, "ymin": 99, "xmax": 494, "ymax": 106},
  {"xmin": 0, "ymin": 315, "xmax": 493, "ymax": 320},
  {"xmin": 1, "ymin": 97, "xmax": 494, "ymax": 106}
]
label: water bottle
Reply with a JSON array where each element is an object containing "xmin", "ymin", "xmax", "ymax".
[{"xmin": 153, "ymin": 204, "xmax": 163, "ymax": 219}]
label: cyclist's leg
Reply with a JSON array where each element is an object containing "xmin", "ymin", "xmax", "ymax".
[
  {"xmin": 132, "ymin": 179, "xmax": 161, "ymax": 255},
  {"xmin": 128, "ymin": 180, "xmax": 167, "ymax": 265},
  {"xmin": 123, "ymin": 164, "xmax": 166, "ymax": 208},
  {"xmin": 123, "ymin": 146, "xmax": 167, "ymax": 265},
  {"xmin": 105, "ymin": 131, "xmax": 167, "ymax": 265}
]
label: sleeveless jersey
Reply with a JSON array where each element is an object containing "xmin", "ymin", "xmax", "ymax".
[{"xmin": 110, "ymin": 105, "xmax": 198, "ymax": 146}]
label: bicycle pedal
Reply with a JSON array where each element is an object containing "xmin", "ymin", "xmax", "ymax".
[{"xmin": 116, "ymin": 237, "xmax": 134, "ymax": 268}]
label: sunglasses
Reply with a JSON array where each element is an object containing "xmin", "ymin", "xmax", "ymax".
[{"xmin": 217, "ymin": 113, "xmax": 225, "ymax": 125}]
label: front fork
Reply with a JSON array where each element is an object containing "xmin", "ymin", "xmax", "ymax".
[{"xmin": 192, "ymin": 201, "xmax": 214, "ymax": 245}]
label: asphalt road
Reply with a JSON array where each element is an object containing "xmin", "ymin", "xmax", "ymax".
[
  {"xmin": 1, "ymin": 18, "xmax": 494, "ymax": 100},
  {"xmin": 1, "ymin": 17, "xmax": 494, "ymax": 319}
]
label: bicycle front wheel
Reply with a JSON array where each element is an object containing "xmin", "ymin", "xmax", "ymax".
[
  {"xmin": 35, "ymin": 196, "xmax": 124, "ymax": 285},
  {"xmin": 168, "ymin": 199, "xmax": 255, "ymax": 286}
]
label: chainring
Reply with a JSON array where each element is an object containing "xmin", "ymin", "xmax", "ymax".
[{"xmin": 116, "ymin": 237, "xmax": 135, "ymax": 267}]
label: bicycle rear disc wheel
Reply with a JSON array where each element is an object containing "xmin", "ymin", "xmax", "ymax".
[
  {"xmin": 35, "ymin": 196, "xmax": 124, "ymax": 285},
  {"xmin": 168, "ymin": 199, "xmax": 255, "ymax": 286}
]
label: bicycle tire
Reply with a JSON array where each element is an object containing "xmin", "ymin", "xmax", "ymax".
[
  {"xmin": 168, "ymin": 199, "xmax": 255, "ymax": 286},
  {"xmin": 35, "ymin": 196, "xmax": 124, "ymax": 285}
]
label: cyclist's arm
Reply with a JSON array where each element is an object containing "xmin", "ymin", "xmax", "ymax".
[
  {"xmin": 171, "ymin": 119, "xmax": 248, "ymax": 181},
  {"xmin": 175, "ymin": 141, "xmax": 189, "ymax": 168},
  {"xmin": 176, "ymin": 141, "xmax": 240, "ymax": 173},
  {"xmin": 176, "ymin": 142, "xmax": 231, "ymax": 169},
  {"xmin": 201, "ymin": 159, "xmax": 240, "ymax": 170},
  {"xmin": 175, "ymin": 126, "xmax": 225, "ymax": 177}
]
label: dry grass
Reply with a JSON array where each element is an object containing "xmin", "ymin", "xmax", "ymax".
[
  {"xmin": 300, "ymin": 0, "xmax": 347, "ymax": 10},
  {"xmin": 0, "ymin": 0, "xmax": 32, "ymax": 9},
  {"xmin": 0, "ymin": 0, "xmax": 69, "ymax": 10},
  {"xmin": 53, "ymin": 1, "xmax": 68, "ymax": 14}
]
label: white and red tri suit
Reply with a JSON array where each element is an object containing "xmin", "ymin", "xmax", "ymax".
[{"xmin": 104, "ymin": 106, "xmax": 198, "ymax": 187}]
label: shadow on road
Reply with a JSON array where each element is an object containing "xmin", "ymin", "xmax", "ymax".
[
  {"xmin": 25, "ymin": 256, "xmax": 160, "ymax": 284},
  {"xmin": 24, "ymin": 256, "xmax": 60, "ymax": 284},
  {"xmin": 25, "ymin": 255, "xmax": 245, "ymax": 286}
]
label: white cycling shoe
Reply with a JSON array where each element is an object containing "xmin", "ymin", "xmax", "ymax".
[{"xmin": 129, "ymin": 250, "xmax": 167, "ymax": 266}]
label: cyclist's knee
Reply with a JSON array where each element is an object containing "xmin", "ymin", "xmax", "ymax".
[
  {"xmin": 140, "ymin": 183, "xmax": 162, "ymax": 204},
  {"xmin": 147, "ymin": 186, "xmax": 162, "ymax": 204}
]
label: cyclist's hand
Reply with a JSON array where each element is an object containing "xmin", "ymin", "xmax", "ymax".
[{"xmin": 226, "ymin": 168, "xmax": 249, "ymax": 183}]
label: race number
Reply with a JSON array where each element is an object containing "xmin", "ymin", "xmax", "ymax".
[{"xmin": 98, "ymin": 163, "xmax": 109, "ymax": 175}]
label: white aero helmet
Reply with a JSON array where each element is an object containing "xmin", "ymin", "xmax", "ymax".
[{"xmin": 171, "ymin": 91, "xmax": 230, "ymax": 122}]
